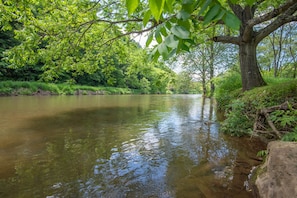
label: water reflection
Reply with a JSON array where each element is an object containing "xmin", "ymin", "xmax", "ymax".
[{"xmin": 0, "ymin": 95, "xmax": 264, "ymax": 198}]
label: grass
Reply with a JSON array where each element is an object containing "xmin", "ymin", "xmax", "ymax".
[{"xmin": 0, "ymin": 81, "xmax": 139, "ymax": 96}]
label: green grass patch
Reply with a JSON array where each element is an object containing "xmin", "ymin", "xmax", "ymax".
[{"xmin": 0, "ymin": 81, "xmax": 137, "ymax": 96}]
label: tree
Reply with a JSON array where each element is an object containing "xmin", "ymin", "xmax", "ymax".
[
  {"xmin": 178, "ymin": 45, "xmax": 211, "ymax": 96},
  {"xmin": 124, "ymin": 0, "xmax": 297, "ymax": 91},
  {"xmin": 175, "ymin": 71, "xmax": 199, "ymax": 94},
  {"xmin": 176, "ymin": 35, "xmax": 236, "ymax": 96}
]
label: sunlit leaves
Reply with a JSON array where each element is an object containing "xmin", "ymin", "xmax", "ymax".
[
  {"xmin": 149, "ymin": 0, "xmax": 165, "ymax": 22},
  {"xmin": 126, "ymin": 0, "xmax": 139, "ymax": 15}
]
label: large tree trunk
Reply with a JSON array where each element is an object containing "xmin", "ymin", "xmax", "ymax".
[{"xmin": 239, "ymin": 41, "xmax": 266, "ymax": 91}]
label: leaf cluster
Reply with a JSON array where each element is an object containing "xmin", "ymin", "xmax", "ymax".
[{"xmin": 125, "ymin": 0, "xmax": 244, "ymax": 60}]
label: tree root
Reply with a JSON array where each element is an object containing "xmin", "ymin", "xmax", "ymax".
[{"xmin": 252, "ymin": 101, "xmax": 295, "ymax": 141}]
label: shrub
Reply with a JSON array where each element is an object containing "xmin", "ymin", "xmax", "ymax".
[
  {"xmin": 220, "ymin": 99, "xmax": 253, "ymax": 136},
  {"xmin": 214, "ymin": 70, "xmax": 242, "ymax": 111}
]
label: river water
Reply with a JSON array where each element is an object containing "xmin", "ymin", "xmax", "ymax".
[{"xmin": 0, "ymin": 95, "xmax": 265, "ymax": 198}]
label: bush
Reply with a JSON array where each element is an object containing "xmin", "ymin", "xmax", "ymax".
[
  {"xmin": 220, "ymin": 99, "xmax": 253, "ymax": 136},
  {"xmin": 214, "ymin": 70, "xmax": 242, "ymax": 111}
]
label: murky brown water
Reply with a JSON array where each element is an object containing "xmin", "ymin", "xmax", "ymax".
[{"xmin": 0, "ymin": 95, "xmax": 265, "ymax": 197}]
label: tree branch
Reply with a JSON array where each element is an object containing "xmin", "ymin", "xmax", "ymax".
[
  {"xmin": 227, "ymin": 0, "xmax": 243, "ymax": 19},
  {"xmin": 212, "ymin": 36, "xmax": 241, "ymax": 45},
  {"xmin": 99, "ymin": 24, "xmax": 158, "ymax": 47},
  {"xmin": 255, "ymin": 3, "xmax": 297, "ymax": 44},
  {"xmin": 247, "ymin": 0, "xmax": 297, "ymax": 28}
]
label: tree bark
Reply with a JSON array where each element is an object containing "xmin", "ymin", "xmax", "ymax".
[{"xmin": 239, "ymin": 41, "xmax": 266, "ymax": 90}]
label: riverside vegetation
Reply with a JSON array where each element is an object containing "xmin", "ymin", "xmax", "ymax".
[
  {"xmin": 215, "ymin": 70, "xmax": 297, "ymax": 142},
  {"xmin": 0, "ymin": 81, "xmax": 139, "ymax": 96}
]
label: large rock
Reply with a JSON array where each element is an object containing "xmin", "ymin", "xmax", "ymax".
[{"xmin": 255, "ymin": 141, "xmax": 297, "ymax": 197}]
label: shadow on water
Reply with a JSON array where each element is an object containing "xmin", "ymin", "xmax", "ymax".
[{"xmin": 0, "ymin": 95, "xmax": 266, "ymax": 198}]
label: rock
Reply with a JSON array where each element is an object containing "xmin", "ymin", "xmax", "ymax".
[{"xmin": 255, "ymin": 141, "xmax": 297, "ymax": 198}]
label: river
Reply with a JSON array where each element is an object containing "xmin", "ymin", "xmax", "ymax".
[{"xmin": 0, "ymin": 95, "xmax": 265, "ymax": 197}]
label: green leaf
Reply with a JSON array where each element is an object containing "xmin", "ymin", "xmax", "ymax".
[
  {"xmin": 168, "ymin": 48, "xmax": 177, "ymax": 58},
  {"xmin": 203, "ymin": 4, "xmax": 221, "ymax": 24},
  {"xmin": 165, "ymin": 0, "xmax": 175, "ymax": 13},
  {"xmin": 171, "ymin": 25, "xmax": 190, "ymax": 39},
  {"xmin": 165, "ymin": 21, "xmax": 172, "ymax": 30},
  {"xmin": 198, "ymin": 0, "xmax": 212, "ymax": 16},
  {"xmin": 158, "ymin": 43, "xmax": 168, "ymax": 57},
  {"xmin": 165, "ymin": 34, "xmax": 179, "ymax": 48},
  {"xmin": 126, "ymin": 0, "xmax": 139, "ymax": 15},
  {"xmin": 212, "ymin": 9, "xmax": 225, "ymax": 21},
  {"xmin": 223, "ymin": 12, "xmax": 241, "ymax": 30},
  {"xmin": 151, "ymin": 47, "xmax": 160, "ymax": 61},
  {"xmin": 177, "ymin": 10, "xmax": 191, "ymax": 20},
  {"xmin": 143, "ymin": 10, "xmax": 151, "ymax": 27},
  {"xmin": 179, "ymin": 42, "xmax": 190, "ymax": 51},
  {"xmin": 155, "ymin": 31, "xmax": 163, "ymax": 43},
  {"xmin": 177, "ymin": 19, "xmax": 191, "ymax": 29},
  {"xmin": 149, "ymin": 0, "xmax": 166, "ymax": 22},
  {"xmin": 160, "ymin": 26, "xmax": 168, "ymax": 37},
  {"xmin": 146, "ymin": 33, "xmax": 154, "ymax": 47}
]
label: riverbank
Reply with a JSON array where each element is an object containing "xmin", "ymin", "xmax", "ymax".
[
  {"xmin": 0, "ymin": 81, "xmax": 140, "ymax": 96},
  {"xmin": 216, "ymin": 78, "xmax": 297, "ymax": 197},
  {"xmin": 219, "ymin": 78, "xmax": 297, "ymax": 141}
]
